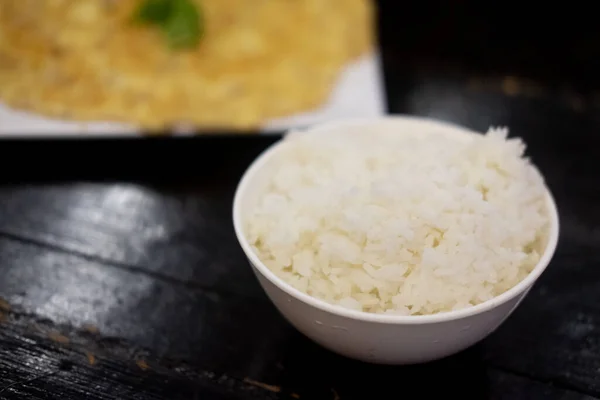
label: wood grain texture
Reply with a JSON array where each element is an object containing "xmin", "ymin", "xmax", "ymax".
[
  {"xmin": 0, "ymin": 237, "xmax": 289, "ymax": 372},
  {"xmin": 0, "ymin": 272, "xmax": 596, "ymax": 400},
  {"xmin": 0, "ymin": 182, "xmax": 264, "ymax": 299}
]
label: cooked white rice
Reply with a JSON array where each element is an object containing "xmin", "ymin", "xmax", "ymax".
[{"xmin": 245, "ymin": 124, "xmax": 550, "ymax": 315}]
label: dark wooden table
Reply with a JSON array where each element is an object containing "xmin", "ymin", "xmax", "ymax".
[{"xmin": 1, "ymin": 3, "xmax": 599, "ymax": 399}]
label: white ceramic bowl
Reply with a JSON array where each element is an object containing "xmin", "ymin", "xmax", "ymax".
[{"xmin": 233, "ymin": 116, "xmax": 559, "ymax": 365}]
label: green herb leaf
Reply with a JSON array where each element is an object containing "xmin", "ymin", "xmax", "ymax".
[
  {"xmin": 163, "ymin": 0, "xmax": 204, "ymax": 50},
  {"xmin": 132, "ymin": 0, "xmax": 172, "ymax": 24},
  {"xmin": 131, "ymin": 0, "xmax": 204, "ymax": 50}
]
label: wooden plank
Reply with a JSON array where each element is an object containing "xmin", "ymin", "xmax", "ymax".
[
  {"xmin": 1, "ymin": 298, "xmax": 596, "ymax": 400},
  {"xmin": 0, "ymin": 181, "xmax": 266, "ymax": 299},
  {"xmin": 0, "ymin": 236, "xmax": 598, "ymax": 399},
  {"xmin": 0, "ymin": 237, "xmax": 290, "ymax": 377},
  {"xmin": 487, "ymin": 369, "xmax": 597, "ymax": 400},
  {"xmin": 483, "ymin": 244, "xmax": 600, "ymax": 395},
  {"xmin": 0, "ymin": 322, "xmax": 284, "ymax": 400}
]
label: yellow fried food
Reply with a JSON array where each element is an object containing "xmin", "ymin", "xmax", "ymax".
[{"xmin": 0, "ymin": 0, "xmax": 374, "ymax": 131}]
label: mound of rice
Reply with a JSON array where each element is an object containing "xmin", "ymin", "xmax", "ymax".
[{"xmin": 245, "ymin": 125, "xmax": 550, "ymax": 315}]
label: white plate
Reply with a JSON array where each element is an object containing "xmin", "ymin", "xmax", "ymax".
[{"xmin": 0, "ymin": 52, "xmax": 386, "ymax": 137}]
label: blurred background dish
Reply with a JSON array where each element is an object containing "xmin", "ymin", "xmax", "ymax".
[{"xmin": 0, "ymin": 0, "xmax": 384, "ymax": 136}]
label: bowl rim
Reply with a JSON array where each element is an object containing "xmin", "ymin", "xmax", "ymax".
[{"xmin": 232, "ymin": 115, "xmax": 560, "ymax": 325}]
